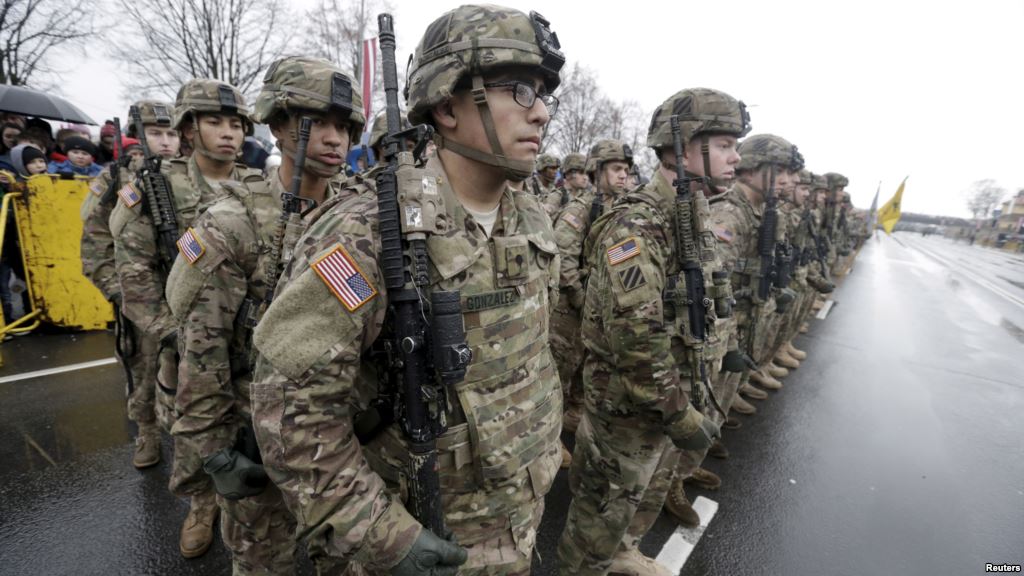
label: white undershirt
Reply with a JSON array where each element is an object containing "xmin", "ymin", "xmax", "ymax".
[{"xmin": 464, "ymin": 203, "xmax": 500, "ymax": 237}]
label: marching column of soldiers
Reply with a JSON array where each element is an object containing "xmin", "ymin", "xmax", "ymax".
[{"xmin": 78, "ymin": 4, "xmax": 870, "ymax": 575}]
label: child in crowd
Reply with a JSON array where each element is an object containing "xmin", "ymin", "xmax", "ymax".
[{"xmin": 47, "ymin": 137, "xmax": 102, "ymax": 177}]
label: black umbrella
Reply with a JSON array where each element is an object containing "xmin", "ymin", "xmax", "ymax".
[{"xmin": 0, "ymin": 84, "xmax": 97, "ymax": 125}]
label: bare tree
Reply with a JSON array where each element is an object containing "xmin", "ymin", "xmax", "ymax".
[
  {"xmin": 965, "ymin": 179, "xmax": 1006, "ymax": 220},
  {"xmin": 0, "ymin": 0, "xmax": 96, "ymax": 86},
  {"xmin": 543, "ymin": 62, "xmax": 614, "ymax": 157},
  {"xmin": 304, "ymin": 0, "xmax": 394, "ymax": 125},
  {"xmin": 112, "ymin": 0, "xmax": 292, "ymax": 98}
]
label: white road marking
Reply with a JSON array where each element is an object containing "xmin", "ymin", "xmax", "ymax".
[
  {"xmin": 656, "ymin": 496, "xmax": 719, "ymax": 573},
  {"xmin": 0, "ymin": 357, "xmax": 118, "ymax": 384},
  {"xmin": 816, "ymin": 300, "xmax": 836, "ymax": 320}
]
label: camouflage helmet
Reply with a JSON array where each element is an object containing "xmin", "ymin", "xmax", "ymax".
[
  {"xmin": 127, "ymin": 100, "xmax": 173, "ymax": 137},
  {"xmin": 405, "ymin": 5, "xmax": 565, "ymax": 126},
  {"xmin": 811, "ymin": 173, "xmax": 830, "ymax": 191},
  {"xmin": 585, "ymin": 139, "xmax": 634, "ymax": 174},
  {"xmin": 368, "ymin": 112, "xmax": 412, "ymax": 150},
  {"xmin": 647, "ymin": 87, "xmax": 751, "ymax": 150},
  {"xmin": 253, "ymin": 56, "xmax": 365, "ymax": 137},
  {"xmin": 536, "ymin": 153, "xmax": 560, "ymax": 171},
  {"xmin": 797, "ymin": 169, "xmax": 814, "ymax": 186},
  {"xmin": 825, "ymin": 172, "xmax": 849, "ymax": 190},
  {"xmin": 173, "ymin": 79, "xmax": 252, "ymax": 133},
  {"xmin": 737, "ymin": 134, "xmax": 804, "ymax": 172},
  {"xmin": 561, "ymin": 152, "xmax": 586, "ymax": 173}
]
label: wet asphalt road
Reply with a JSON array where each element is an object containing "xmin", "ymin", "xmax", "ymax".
[{"xmin": 1, "ymin": 233, "xmax": 1022, "ymax": 575}]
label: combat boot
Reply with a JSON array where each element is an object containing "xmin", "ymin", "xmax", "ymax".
[
  {"xmin": 766, "ymin": 362, "xmax": 789, "ymax": 379},
  {"xmin": 563, "ymin": 403, "xmax": 582, "ymax": 434},
  {"xmin": 663, "ymin": 476, "xmax": 701, "ymax": 529},
  {"xmin": 561, "ymin": 441, "xmax": 572, "ymax": 469},
  {"xmin": 180, "ymin": 492, "xmax": 218, "ymax": 559},
  {"xmin": 774, "ymin": 349, "xmax": 800, "ymax": 369},
  {"xmin": 723, "ymin": 415, "xmax": 742, "ymax": 430},
  {"xmin": 608, "ymin": 546, "xmax": 673, "ymax": 576},
  {"xmin": 787, "ymin": 341, "xmax": 808, "ymax": 360},
  {"xmin": 731, "ymin": 395, "xmax": 757, "ymax": 415},
  {"xmin": 799, "ymin": 322, "xmax": 810, "ymax": 334},
  {"xmin": 132, "ymin": 425, "xmax": 161, "ymax": 469},
  {"xmin": 708, "ymin": 438, "xmax": 729, "ymax": 460},
  {"xmin": 750, "ymin": 369, "xmax": 783, "ymax": 390},
  {"xmin": 685, "ymin": 467, "xmax": 722, "ymax": 491},
  {"xmin": 739, "ymin": 382, "xmax": 768, "ymax": 401}
]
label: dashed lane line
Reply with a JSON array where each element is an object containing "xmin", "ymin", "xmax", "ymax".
[
  {"xmin": 656, "ymin": 496, "xmax": 719, "ymax": 574},
  {"xmin": 0, "ymin": 357, "xmax": 119, "ymax": 384}
]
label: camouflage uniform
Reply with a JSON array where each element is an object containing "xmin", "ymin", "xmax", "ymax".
[
  {"xmin": 251, "ymin": 6, "xmax": 565, "ymax": 575},
  {"xmin": 165, "ymin": 58, "xmax": 365, "ymax": 575},
  {"xmin": 81, "ymin": 161, "xmax": 163, "ymax": 435},
  {"xmin": 528, "ymin": 153, "xmax": 559, "ymax": 198},
  {"xmin": 550, "ymin": 141, "xmax": 632, "ymax": 432},
  {"xmin": 558, "ymin": 88, "xmax": 746, "ymax": 575},
  {"xmin": 111, "ymin": 80, "xmax": 259, "ymax": 559},
  {"xmin": 541, "ymin": 153, "xmax": 586, "ymax": 220}
]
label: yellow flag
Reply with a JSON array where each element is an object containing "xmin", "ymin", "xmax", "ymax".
[{"xmin": 877, "ymin": 177, "xmax": 907, "ymax": 234}]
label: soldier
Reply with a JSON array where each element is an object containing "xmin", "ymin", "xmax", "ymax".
[
  {"xmin": 249, "ymin": 5, "xmax": 564, "ymax": 574},
  {"xmin": 367, "ymin": 112, "xmax": 414, "ymax": 167},
  {"xmin": 529, "ymin": 153, "xmax": 560, "ymax": 197},
  {"xmin": 822, "ymin": 172, "xmax": 848, "ymax": 275},
  {"xmin": 549, "ymin": 139, "xmax": 633, "ymax": 466},
  {"xmin": 165, "ymin": 57, "xmax": 364, "ymax": 574},
  {"xmin": 710, "ymin": 134, "xmax": 804, "ymax": 400},
  {"xmin": 541, "ymin": 152, "xmax": 587, "ymax": 219},
  {"xmin": 110, "ymin": 78, "xmax": 260, "ymax": 559},
  {"xmin": 558, "ymin": 88, "xmax": 747, "ymax": 575},
  {"xmin": 81, "ymin": 101, "xmax": 179, "ymax": 469}
]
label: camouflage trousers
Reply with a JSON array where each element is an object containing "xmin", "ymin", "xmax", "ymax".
[
  {"xmin": 155, "ymin": 343, "xmax": 213, "ymax": 499},
  {"xmin": 121, "ymin": 318, "xmax": 160, "ymax": 431},
  {"xmin": 558, "ymin": 412, "xmax": 679, "ymax": 576},
  {"xmin": 218, "ymin": 483, "xmax": 298, "ymax": 576},
  {"xmin": 769, "ymin": 270, "xmax": 810, "ymax": 358},
  {"xmin": 550, "ymin": 302, "xmax": 584, "ymax": 414}
]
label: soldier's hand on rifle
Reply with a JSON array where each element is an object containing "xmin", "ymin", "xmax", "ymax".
[
  {"xmin": 202, "ymin": 448, "xmax": 269, "ymax": 500},
  {"xmin": 391, "ymin": 528, "xmax": 468, "ymax": 576},
  {"xmin": 671, "ymin": 407, "xmax": 721, "ymax": 452}
]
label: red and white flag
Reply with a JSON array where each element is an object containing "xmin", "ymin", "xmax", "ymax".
[{"xmin": 361, "ymin": 37, "xmax": 378, "ymax": 130}]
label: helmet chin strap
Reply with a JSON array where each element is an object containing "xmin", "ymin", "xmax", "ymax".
[{"xmin": 433, "ymin": 74, "xmax": 534, "ymax": 182}]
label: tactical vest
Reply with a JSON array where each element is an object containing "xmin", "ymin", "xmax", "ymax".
[{"xmin": 366, "ymin": 189, "xmax": 562, "ymax": 525}]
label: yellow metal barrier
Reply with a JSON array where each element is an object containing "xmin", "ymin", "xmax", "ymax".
[{"xmin": 1, "ymin": 173, "xmax": 113, "ymax": 341}]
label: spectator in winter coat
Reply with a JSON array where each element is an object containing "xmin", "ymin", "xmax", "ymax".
[{"xmin": 47, "ymin": 136, "xmax": 102, "ymax": 177}]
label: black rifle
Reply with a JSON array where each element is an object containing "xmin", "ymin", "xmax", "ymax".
[
  {"xmin": 802, "ymin": 208, "xmax": 832, "ymax": 282},
  {"xmin": 100, "ymin": 118, "xmax": 127, "ymax": 207},
  {"xmin": 130, "ymin": 105, "xmax": 179, "ymax": 271},
  {"xmin": 373, "ymin": 12, "xmax": 472, "ymax": 539},
  {"xmin": 755, "ymin": 167, "xmax": 779, "ymax": 302}
]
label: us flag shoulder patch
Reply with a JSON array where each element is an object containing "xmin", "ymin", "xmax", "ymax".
[
  {"xmin": 561, "ymin": 212, "xmax": 582, "ymax": 231},
  {"xmin": 607, "ymin": 237, "xmax": 641, "ymax": 266},
  {"xmin": 312, "ymin": 245, "xmax": 378, "ymax": 312},
  {"xmin": 117, "ymin": 183, "xmax": 141, "ymax": 208},
  {"xmin": 713, "ymin": 225, "xmax": 734, "ymax": 244},
  {"xmin": 176, "ymin": 228, "xmax": 206, "ymax": 264}
]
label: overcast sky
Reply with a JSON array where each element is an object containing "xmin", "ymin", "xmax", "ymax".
[{"xmin": 58, "ymin": 0, "xmax": 1023, "ymax": 218}]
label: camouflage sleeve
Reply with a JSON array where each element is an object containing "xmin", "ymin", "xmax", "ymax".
[
  {"xmin": 552, "ymin": 203, "xmax": 587, "ymax": 310},
  {"xmin": 710, "ymin": 206, "xmax": 744, "ymax": 276},
  {"xmin": 589, "ymin": 216, "xmax": 698, "ymax": 443},
  {"xmin": 250, "ymin": 199, "xmax": 420, "ymax": 570},
  {"xmin": 542, "ymin": 189, "xmax": 563, "ymax": 220},
  {"xmin": 81, "ymin": 176, "xmax": 119, "ymax": 300},
  {"xmin": 110, "ymin": 202, "xmax": 177, "ymax": 339},
  {"xmin": 166, "ymin": 206, "xmax": 251, "ymax": 457}
]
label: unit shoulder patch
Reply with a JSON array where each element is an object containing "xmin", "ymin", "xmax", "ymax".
[
  {"xmin": 176, "ymin": 227, "xmax": 206, "ymax": 264},
  {"xmin": 312, "ymin": 244, "xmax": 378, "ymax": 312},
  {"xmin": 617, "ymin": 264, "xmax": 647, "ymax": 292},
  {"xmin": 607, "ymin": 237, "xmax": 641, "ymax": 266}
]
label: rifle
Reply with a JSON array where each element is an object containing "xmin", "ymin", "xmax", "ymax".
[
  {"xmin": 802, "ymin": 209, "xmax": 833, "ymax": 283},
  {"xmin": 130, "ymin": 105, "xmax": 179, "ymax": 271},
  {"xmin": 669, "ymin": 116, "xmax": 725, "ymax": 418},
  {"xmin": 755, "ymin": 167, "xmax": 778, "ymax": 303},
  {"xmin": 100, "ymin": 118, "xmax": 126, "ymax": 207},
  {"xmin": 372, "ymin": 12, "xmax": 472, "ymax": 539}
]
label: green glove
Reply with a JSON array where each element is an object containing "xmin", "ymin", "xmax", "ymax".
[
  {"xmin": 391, "ymin": 528, "xmax": 468, "ymax": 576},
  {"xmin": 674, "ymin": 411, "xmax": 721, "ymax": 452},
  {"xmin": 721, "ymin": 349, "xmax": 756, "ymax": 373},
  {"xmin": 203, "ymin": 448, "xmax": 268, "ymax": 500}
]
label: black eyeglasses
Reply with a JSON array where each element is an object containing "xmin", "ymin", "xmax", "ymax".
[{"xmin": 483, "ymin": 81, "xmax": 559, "ymax": 116}]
